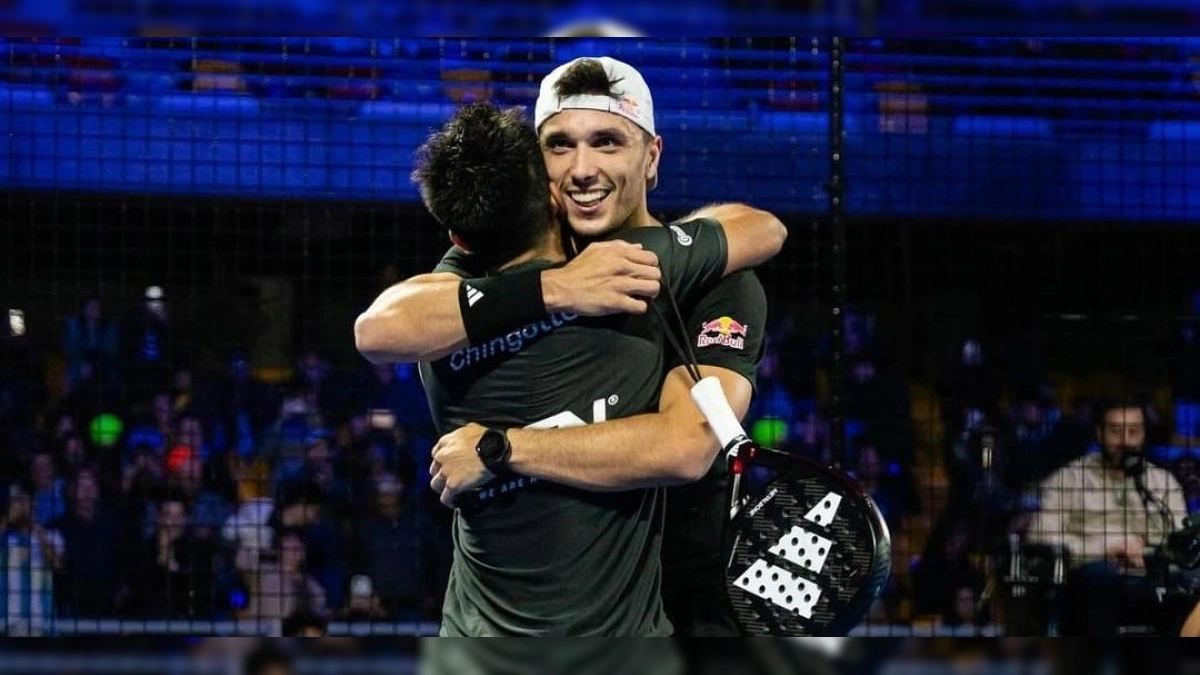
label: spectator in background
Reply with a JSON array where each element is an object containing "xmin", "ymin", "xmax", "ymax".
[
  {"xmin": 0, "ymin": 481, "xmax": 63, "ymax": 635},
  {"xmin": 852, "ymin": 438, "xmax": 916, "ymax": 535},
  {"xmin": 212, "ymin": 351, "xmax": 279, "ymax": 458},
  {"xmin": 49, "ymin": 468, "xmax": 121, "ymax": 617},
  {"xmin": 170, "ymin": 369, "xmax": 201, "ymax": 418},
  {"xmin": 122, "ymin": 285, "xmax": 171, "ymax": 398},
  {"xmin": 294, "ymin": 349, "xmax": 338, "ymax": 419},
  {"xmin": 942, "ymin": 338, "xmax": 1003, "ymax": 437},
  {"xmin": 127, "ymin": 497, "xmax": 216, "ymax": 619},
  {"xmin": 336, "ymin": 413, "xmax": 377, "ymax": 515},
  {"xmin": 363, "ymin": 361, "xmax": 435, "ymax": 441},
  {"xmin": 269, "ymin": 480, "xmax": 346, "ymax": 612},
  {"xmin": 746, "ymin": 340, "xmax": 800, "ymax": 424},
  {"xmin": 299, "ymin": 431, "xmax": 349, "ymax": 516},
  {"xmin": 790, "ymin": 405, "xmax": 831, "ymax": 462},
  {"xmin": 57, "ymin": 434, "xmax": 88, "ymax": 479},
  {"xmin": 222, "ymin": 458, "xmax": 275, "ymax": 579},
  {"xmin": 844, "ymin": 349, "xmax": 913, "ymax": 465},
  {"xmin": 63, "ymin": 297, "xmax": 120, "ymax": 386},
  {"xmin": 0, "ymin": 309, "xmax": 45, "ymax": 449},
  {"xmin": 120, "ymin": 442, "xmax": 165, "ymax": 538},
  {"xmin": 240, "ymin": 528, "xmax": 328, "ymax": 621},
  {"xmin": 141, "ymin": 448, "xmax": 229, "ymax": 541},
  {"xmin": 55, "ymin": 357, "xmax": 116, "ymax": 425},
  {"xmin": 29, "ymin": 451, "xmax": 65, "ymax": 526},
  {"xmin": 1004, "ymin": 387, "xmax": 1061, "ymax": 488},
  {"xmin": 122, "ymin": 392, "xmax": 173, "ymax": 459},
  {"xmin": 52, "ymin": 413, "xmax": 79, "ymax": 446},
  {"xmin": 353, "ymin": 473, "xmax": 444, "ymax": 619},
  {"xmin": 1027, "ymin": 398, "xmax": 1188, "ymax": 635},
  {"xmin": 173, "ymin": 410, "xmax": 210, "ymax": 460},
  {"xmin": 910, "ymin": 517, "xmax": 981, "ymax": 623},
  {"xmin": 944, "ymin": 583, "xmax": 985, "ymax": 630}
]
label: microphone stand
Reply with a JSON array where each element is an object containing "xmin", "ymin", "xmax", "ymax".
[{"xmin": 1127, "ymin": 455, "xmax": 1175, "ymax": 599}]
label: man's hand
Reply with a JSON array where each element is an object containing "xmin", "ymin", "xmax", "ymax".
[
  {"xmin": 541, "ymin": 241, "xmax": 661, "ymax": 316},
  {"xmin": 430, "ymin": 423, "xmax": 495, "ymax": 508},
  {"xmin": 1106, "ymin": 535, "xmax": 1147, "ymax": 572}
]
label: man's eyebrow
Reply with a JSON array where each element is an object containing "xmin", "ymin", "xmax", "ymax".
[{"xmin": 591, "ymin": 126, "xmax": 631, "ymax": 138}]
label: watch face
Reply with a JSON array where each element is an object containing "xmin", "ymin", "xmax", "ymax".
[{"xmin": 479, "ymin": 430, "xmax": 506, "ymax": 464}]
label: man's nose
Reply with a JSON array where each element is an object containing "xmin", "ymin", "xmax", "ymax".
[{"xmin": 569, "ymin": 147, "xmax": 598, "ymax": 186}]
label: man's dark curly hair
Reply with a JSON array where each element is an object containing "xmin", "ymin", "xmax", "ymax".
[{"xmin": 412, "ymin": 103, "xmax": 550, "ymax": 268}]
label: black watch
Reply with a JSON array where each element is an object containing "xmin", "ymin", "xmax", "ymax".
[{"xmin": 475, "ymin": 428, "xmax": 512, "ymax": 475}]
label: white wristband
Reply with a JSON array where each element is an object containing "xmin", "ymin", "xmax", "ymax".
[{"xmin": 689, "ymin": 375, "xmax": 748, "ymax": 454}]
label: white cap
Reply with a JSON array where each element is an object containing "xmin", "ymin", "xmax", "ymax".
[{"xmin": 534, "ymin": 56, "xmax": 656, "ymax": 137}]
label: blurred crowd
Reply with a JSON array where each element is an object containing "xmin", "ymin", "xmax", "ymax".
[
  {"xmin": 747, "ymin": 299, "xmax": 1200, "ymax": 632},
  {"xmin": 2, "ymin": 286, "xmax": 1200, "ymax": 635},
  {"xmin": 0, "ymin": 295, "xmax": 452, "ymax": 634}
]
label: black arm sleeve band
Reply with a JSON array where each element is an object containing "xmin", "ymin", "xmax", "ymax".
[{"xmin": 459, "ymin": 269, "xmax": 548, "ymax": 344}]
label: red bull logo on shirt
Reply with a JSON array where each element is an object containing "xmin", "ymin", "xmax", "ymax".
[{"xmin": 697, "ymin": 315, "xmax": 748, "ymax": 350}]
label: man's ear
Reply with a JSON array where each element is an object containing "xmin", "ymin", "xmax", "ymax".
[
  {"xmin": 645, "ymin": 135, "xmax": 663, "ymax": 186},
  {"xmin": 449, "ymin": 232, "xmax": 471, "ymax": 252}
]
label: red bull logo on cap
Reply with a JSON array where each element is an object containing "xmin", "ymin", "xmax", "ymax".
[{"xmin": 697, "ymin": 316, "xmax": 748, "ymax": 350}]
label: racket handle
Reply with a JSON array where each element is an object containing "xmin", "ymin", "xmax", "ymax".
[{"xmin": 690, "ymin": 375, "xmax": 748, "ymax": 452}]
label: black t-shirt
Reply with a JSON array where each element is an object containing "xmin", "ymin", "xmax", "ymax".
[
  {"xmin": 418, "ymin": 219, "xmax": 728, "ymax": 636},
  {"xmin": 660, "ymin": 269, "xmax": 768, "ymax": 596}
]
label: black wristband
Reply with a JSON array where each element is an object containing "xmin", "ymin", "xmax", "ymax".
[{"xmin": 459, "ymin": 269, "xmax": 548, "ymax": 344}]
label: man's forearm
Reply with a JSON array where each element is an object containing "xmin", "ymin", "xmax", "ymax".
[
  {"xmin": 683, "ymin": 202, "xmax": 787, "ymax": 274},
  {"xmin": 505, "ymin": 367, "xmax": 751, "ymax": 492},
  {"xmin": 506, "ymin": 412, "xmax": 715, "ymax": 492},
  {"xmin": 355, "ymin": 274, "xmax": 468, "ymax": 364},
  {"xmin": 355, "ymin": 242, "xmax": 659, "ymax": 364},
  {"xmin": 356, "ymin": 270, "xmax": 566, "ymax": 364}
]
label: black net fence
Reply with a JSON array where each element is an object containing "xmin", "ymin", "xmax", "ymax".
[{"xmin": 2, "ymin": 37, "xmax": 1199, "ymax": 637}]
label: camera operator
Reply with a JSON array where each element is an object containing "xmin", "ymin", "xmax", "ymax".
[{"xmin": 1027, "ymin": 397, "xmax": 1188, "ymax": 635}]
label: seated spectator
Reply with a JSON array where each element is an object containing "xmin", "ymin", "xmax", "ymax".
[
  {"xmin": 269, "ymin": 480, "xmax": 347, "ymax": 611},
  {"xmin": 62, "ymin": 297, "xmax": 119, "ymax": 386},
  {"xmin": 126, "ymin": 497, "xmax": 217, "ymax": 618},
  {"xmin": 353, "ymin": 473, "xmax": 443, "ymax": 619},
  {"xmin": 300, "ymin": 430, "xmax": 349, "ymax": 515},
  {"xmin": 943, "ymin": 583, "xmax": 985, "ymax": 630},
  {"xmin": 122, "ymin": 392, "xmax": 173, "ymax": 460},
  {"xmin": 223, "ymin": 457, "xmax": 275, "ymax": 564},
  {"xmin": 0, "ymin": 481, "xmax": 63, "ymax": 635},
  {"xmin": 56, "ymin": 434, "xmax": 88, "ymax": 479},
  {"xmin": 49, "ymin": 468, "xmax": 121, "ymax": 617},
  {"xmin": 851, "ymin": 438, "xmax": 916, "ymax": 535},
  {"xmin": 120, "ymin": 442, "xmax": 165, "ymax": 537},
  {"xmin": 1027, "ymin": 397, "xmax": 1189, "ymax": 635},
  {"xmin": 211, "ymin": 350, "xmax": 279, "ymax": 457},
  {"xmin": 239, "ymin": 528, "xmax": 328, "ymax": 621},
  {"xmin": 122, "ymin": 285, "xmax": 172, "ymax": 397},
  {"xmin": 941, "ymin": 338, "xmax": 1003, "ymax": 436},
  {"xmin": 911, "ymin": 516, "xmax": 980, "ymax": 622},
  {"xmin": 140, "ymin": 447, "xmax": 230, "ymax": 541}
]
